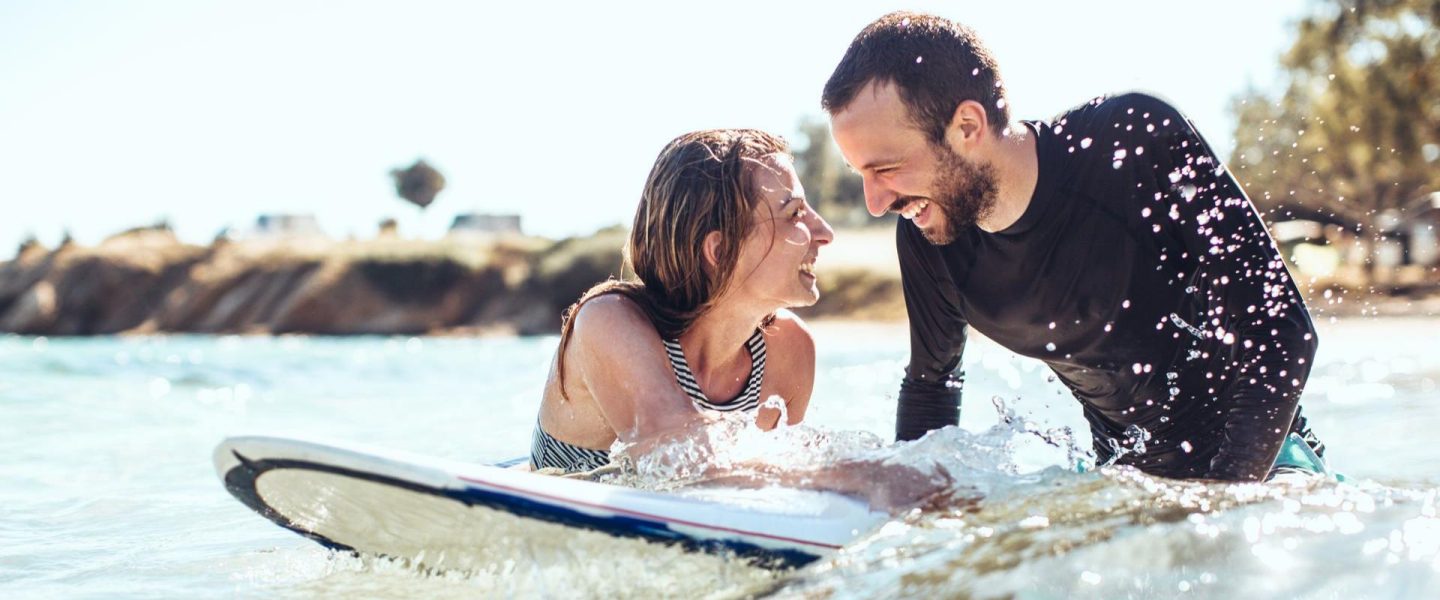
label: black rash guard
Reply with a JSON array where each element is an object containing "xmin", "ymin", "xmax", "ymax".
[{"xmin": 896, "ymin": 93, "xmax": 1320, "ymax": 481}]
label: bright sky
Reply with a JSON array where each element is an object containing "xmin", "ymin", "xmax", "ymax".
[{"xmin": 0, "ymin": 0, "xmax": 1309, "ymax": 253}]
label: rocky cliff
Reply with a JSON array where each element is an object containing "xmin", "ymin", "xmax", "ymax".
[
  {"xmin": 0, "ymin": 227, "xmax": 904, "ymax": 336},
  {"xmin": 0, "ymin": 228, "xmax": 631, "ymax": 336}
]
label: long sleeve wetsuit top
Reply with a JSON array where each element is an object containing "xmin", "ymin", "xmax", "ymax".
[{"xmin": 895, "ymin": 93, "xmax": 1319, "ymax": 481}]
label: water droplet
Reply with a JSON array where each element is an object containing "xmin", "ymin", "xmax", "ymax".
[
  {"xmin": 1080, "ymin": 137, "xmax": 1093, "ymax": 149},
  {"xmin": 1045, "ymin": 342, "xmax": 1057, "ymax": 352}
]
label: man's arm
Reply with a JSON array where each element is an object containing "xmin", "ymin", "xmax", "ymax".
[
  {"xmin": 1137, "ymin": 97, "xmax": 1319, "ymax": 480},
  {"xmin": 895, "ymin": 221, "xmax": 969, "ymax": 441}
]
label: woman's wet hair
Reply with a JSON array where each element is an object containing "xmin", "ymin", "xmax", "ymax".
[{"xmin": 556, "ymin": 128, "xmax": 789, "ymax": 399}]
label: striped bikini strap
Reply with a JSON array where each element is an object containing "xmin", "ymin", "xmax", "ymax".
[
  {"xmin": 662, "ymin": 329, "xmax": 766, "ymax": 412},
  {"xmin": 530, "ymin": 420, "xmax": 610, "ymax": 473}
]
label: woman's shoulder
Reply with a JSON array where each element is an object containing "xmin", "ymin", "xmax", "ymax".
[
  {"xmin": 569, "ymin": 293, "xmax": 657, "ymax": 344},
  {"xmin": 763, "ymin": 309, "xmax": 816, "ymax": 357},
  {"xmin": 759, "ymin": 310, "xmax": 817, "ymax": 410}
]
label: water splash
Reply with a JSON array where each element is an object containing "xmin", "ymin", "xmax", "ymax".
[
  {"xmin": 605, "ymin": 393, "xmax": 1108, "ymax": 509},
  {"xmin": 776, "ymin": 463, "xmax": 1440, "ymax": 599}
]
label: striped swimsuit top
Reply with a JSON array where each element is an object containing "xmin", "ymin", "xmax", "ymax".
[{"xmin": 530, "ymin": 329, "xmax": 768, "ymax": 473}]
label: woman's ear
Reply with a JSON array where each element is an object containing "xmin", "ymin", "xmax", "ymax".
[{"xmin": 702, "ymin": 231, "xmax": 723, "ymax": 273}]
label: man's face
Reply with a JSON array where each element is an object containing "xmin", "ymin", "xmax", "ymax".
[{"xmin": 830, "ymin": 81, "xmax": 998, "ymax": 245}]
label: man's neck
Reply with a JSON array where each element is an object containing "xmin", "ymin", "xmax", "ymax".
[{"xmin": 976, "ymin": 124, "xmax": 1040, "ymax": 233}]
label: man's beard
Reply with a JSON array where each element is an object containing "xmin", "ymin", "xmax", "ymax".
[{"xmin": 917, "ymin": 143, "xmax": 999, "ymax": 245}]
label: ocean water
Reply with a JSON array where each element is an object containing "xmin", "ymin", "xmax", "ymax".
[{"xmin": 1, "ymin": 318, "xmax": 1438, "ymax": 598}]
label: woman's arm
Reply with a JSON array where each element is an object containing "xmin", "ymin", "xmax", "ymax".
[
  {"xmin": 757, "ymin": 309, "xmax": 816, "ymax": 429},
  {"xmin": 565, "ymin": 294, "xmax": 711, "ymax": 445},
  {"xmin": 572, "ymin": 299, "xmax": 954, "ymax": 513}
]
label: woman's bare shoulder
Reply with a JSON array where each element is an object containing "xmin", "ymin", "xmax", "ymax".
[
  {"xmin": 764, "ymin": 309, "xmax": 816, "ymax": 360},
  {"xmin": 570, "ymin": 294, "xmax": 654, "ymax": 341}
]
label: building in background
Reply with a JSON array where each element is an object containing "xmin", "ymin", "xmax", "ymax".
[
  {"xmin": 249, "ymin": 214, "xmax": 327, "ymax": 239},
  {"xmin": 448, "ymin": 213, "xmax": 522, "ymax": 238}
]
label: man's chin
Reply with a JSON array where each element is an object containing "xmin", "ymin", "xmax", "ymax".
[{"xmin": 918, "ymin": 222, "xmax": 956, "ymax": 246}]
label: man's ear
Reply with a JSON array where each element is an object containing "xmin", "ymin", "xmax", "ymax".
[
  {"xmin": 945, "ymin": 99, "xmax": 989, "ymax": 152},
  {"xmin": 702, "ymin": 231, "xmax": 724, "ymax": 272}
]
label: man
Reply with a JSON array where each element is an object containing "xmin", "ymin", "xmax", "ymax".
[{"xmin": 822, "ymin": 12, "xmax": 1322, "ymax": 481}]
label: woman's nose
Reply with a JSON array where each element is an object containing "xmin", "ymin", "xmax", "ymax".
[{"xmin": 811, "ymin": 211, "xmax": 835, "ymax": 245}]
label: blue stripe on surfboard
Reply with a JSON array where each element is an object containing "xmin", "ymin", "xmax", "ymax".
[{"xmin": 221, "ymin": 451, "xmax": 821, "ymax": 569}]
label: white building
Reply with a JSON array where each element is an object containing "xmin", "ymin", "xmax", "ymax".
[
  {"xmin": 249, "ymin": 214, "xmax": 327, "ymax": 239},
  {"xmin": 448, "ymin": 213, "xmax": 522, "ymax": 237}
]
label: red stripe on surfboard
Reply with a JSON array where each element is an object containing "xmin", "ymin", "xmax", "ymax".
[{"xmin": 456, "ymin": 474, "xmax": 844, "ymax": 550}]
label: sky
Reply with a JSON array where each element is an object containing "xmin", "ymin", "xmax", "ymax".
[{"xmin": 0, "ymin": 0, "xmax": 1312, "ymax": 253}]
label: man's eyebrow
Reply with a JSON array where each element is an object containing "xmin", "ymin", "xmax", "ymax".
[{"xmin": 856, "ymin": 158, "xmax": 900, "ymax": 172}]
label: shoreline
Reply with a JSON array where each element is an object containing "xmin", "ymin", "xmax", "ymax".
[{"xmin": 1, "ymin": 227, "xmax": 1434, "ymax": 337}]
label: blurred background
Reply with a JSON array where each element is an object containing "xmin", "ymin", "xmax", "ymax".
[
  {"xmin": 1, "ymin": 0, "xmax": 1435, "ymax": 332},
  {"xmin": 4, "ymin": 2, "xmax": 1440, "ymax": 596}
]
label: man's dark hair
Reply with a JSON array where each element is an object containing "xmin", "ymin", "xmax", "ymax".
[{"xmin": 822, "ymin": 11, "xmax": 1009, "ymax": 144}]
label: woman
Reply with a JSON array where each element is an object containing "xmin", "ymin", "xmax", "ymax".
[{"xmin": 531, "ymin": 129, "xmax": 834, "ymax": 473}]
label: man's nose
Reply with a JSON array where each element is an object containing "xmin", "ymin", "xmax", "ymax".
[{"xmin": 862, "ymin": 177, "xmax": 892, "ymax": 218}]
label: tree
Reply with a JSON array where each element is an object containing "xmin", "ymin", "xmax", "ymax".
[
  {"xmin": 1230, "ymin": 0, "xmax": 1440, "ymax": 235},
  {"xmin": 793, "ymin": 116, "xmax": 872, "ymax": 227},
  {"xmin": 390, "ymin": 159, "xmax": 447, "ymax": 210}
]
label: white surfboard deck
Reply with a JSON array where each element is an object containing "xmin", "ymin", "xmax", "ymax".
[{"xmin": 214, "ymin": 436, "xmax": 888, "ymax": 570}]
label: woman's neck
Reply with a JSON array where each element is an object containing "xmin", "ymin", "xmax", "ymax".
[{"xmin": 677, "ymin": 301, "xmax": 768, "ymax": 375}]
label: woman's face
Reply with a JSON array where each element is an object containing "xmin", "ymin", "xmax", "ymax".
[{"xmin": 727, "ymin": 154, "xmax": 834, "ymax": 310}]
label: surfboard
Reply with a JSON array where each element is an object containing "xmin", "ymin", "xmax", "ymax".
[{"xmin": 213, "ymin": 436, "xmax": 889, "ymax": 571}]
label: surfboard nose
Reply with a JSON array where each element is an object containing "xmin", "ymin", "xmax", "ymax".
[{"xmin": 213, "ymin": 438, "xmax": 243, "ymax": 479}]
